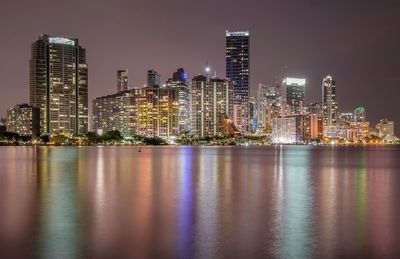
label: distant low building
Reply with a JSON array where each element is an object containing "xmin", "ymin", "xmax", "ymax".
[
  {"xmin": 6, "ymin": 103, "xmax": 40, "ymax": 138},
  {"xmin": 376, "ymin": 119, "xmax": 395, "ymax": 138},
  {"xmin": 271, "ymin": 115, "xmax": 311, "ymax": 143}
]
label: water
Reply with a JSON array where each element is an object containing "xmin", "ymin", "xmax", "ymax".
[{"xmin": 0, "ymin": 146, "xmax": 400, "ymax": 259}]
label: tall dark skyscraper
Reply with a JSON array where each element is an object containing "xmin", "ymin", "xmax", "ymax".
[
  {"xmin": 226, "ymin": 31, "xmax": 250, "ymax": 132},
  {"xmin": 117, "ymin": 69, "xmax": 129, "ymax": 92},
  {"xmin": 30, "ymin": 34, "xmax": 88, "ymax": 136}
]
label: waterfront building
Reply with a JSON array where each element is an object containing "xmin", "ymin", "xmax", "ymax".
[
  {"xmin": 282, "ymin": 77, "xmax": 306, "ymax": 114},
  {"xmin": 147, "ymin": 69, "xmax": 161, "ymax": 87},
  {"xmin": 93, "ymin": 90, "xmax": 137, "ymax": 136},
  {"xmin": 30, "ymin": 34, "xmax": 88, "ymax": 136},
  {"xmin": 165, "ymin": 68, "xmax": 190, "ymax": 136},
  {"xmin": 6, "ymin": 103, "xmax": 40, "ymax": 138},
  {"xmin": 190, "ymin": 75, "xmax": 234, "ymax": 137},
  {"xmin": 376, "ymin": 119, "xmax": 395, "ymax": 138},
  {"xmin": 117, "ymin": 69, "xmax": 129, "ymax": 92},
  {"xmin": 324, "ymin": 121, "xmax": 370, "ymax": 142},
  {"xmin": 322, "ymin": 75, "xmax": 338, "ymax": 127},
  {"xmin": 310, "ymin": 114, "xmax": 324, "ymax": 140},
  {"xmin": 226, "ymin": 31, "xmax": 250, "ymax": 132},
  {"xmin": 271, "ymin": 115, "xmax": 311, "ymax": 143}
]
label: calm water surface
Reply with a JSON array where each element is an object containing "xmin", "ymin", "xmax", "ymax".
[{"xmin": 0, "ymin": 146, "xmax": 400, "ymax": 259}]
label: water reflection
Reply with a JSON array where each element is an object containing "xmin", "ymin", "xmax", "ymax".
[{"xmin": 0, "ymin": 146, "xmax": 400, "ymax": 258}]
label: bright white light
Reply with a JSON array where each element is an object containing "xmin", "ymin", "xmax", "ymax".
[
  {"xmin": 205, "ymin": 67, "xmax": 211, "ymax": 72},
  {"xmin": 49, "ymin": 37, "xmax": 75, "ymax": 46},
  {"xmin": 283, "ymin": 77, "xmax": 306, "ymax": 86},
  {"xmin": 226, "ymin": 31, "xmax": 250, "ymax": 37}
]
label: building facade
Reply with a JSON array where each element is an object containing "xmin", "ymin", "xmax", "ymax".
[
  {"xmin": 322, "ymin": 75, "xmax": 338, "ymax": 127},
  {"xmin": 93, "ymin": 90, "xmax": 137, "ymax": 136},
  {"xmin": 166, "ymin": 68, "xmax": 190, "ymax": 136},
  {"xmin": 30, "ymin": 34, "xmax": 88, "ymax": 136},
  {"xmin": 147, "ymin": 69, "xmax": 161, "ymax": 87},
  {"xmin": 376, "ymin": 119, "xmax": 395, "ymax": 138},
  {"xmin": 282, "ymin": 77, "xmax": 306, "ymax": 114},
  {"xmin": 117, "ymin": 69, "xmax": 129, "ymax": 92},
  {"xmin": 256, "ymin": 84, "xmax": 282, "ymax": 133},
  {"xmin": 6, "ymin": 103, "xmax": 40, "ymax": 138},
  {"xmin": 226, "ymin": 31, "xmax": 250, "ymax": 132},
  {"xmin": 190, "ymin": 76, "xmax": 234, "ymax": 137}
]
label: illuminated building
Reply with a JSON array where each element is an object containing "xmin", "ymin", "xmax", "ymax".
[
  {"xmin": 310, "ymin": 114, "xmax": 324, "ymax": 140},
  {"xmin": 165, "ymin": 68, "xmax": 190, "ymax": 137},
  {"xmin": 30, "ymin": 34, "xmax": 88, "ymax": 136},
  {"xmin": 282, "ymin": 77, "xmax": 306, "ymax": 114},
  {"xmin": 338, "ymin": 112, "xmax": 354, "ymax": 125},
  {"xmin": 6, "ymin": 103, "xmax": 40, "ymax": 138},
  {"xmin": 136, "ymin": 86, "xmax": 168, "ymax": 137},
  {"xmin": 256, "ymin": 84, "xmax": 282, "ymax": 133},
  {"xmin": 322, "ymin": 75, "xmax": 338, "ymax": 127},
  {"xmin": 376, "ymin": 119, "xmax": 395, "ymax": 138},
  {"xmin": 190, "ymin": 75, "xmax": 234, "ymax": 137},
  {"xmin": 354, "ymin": 107, "xmax": 366, "ymax": 122},
  {"xmin": 93, "ymin": 90, "xmax": 137, "ymax": 136},
  {"xmin": 147, "ymin": 69, "xmax": 161, "ymax": 87},
  {"xmin": 226, "ymin": 31, "xmax": 250, "ymax": 132},
  {"xmin": 325, "ymin": 122, "xmax": 370, "ymax": 142},
  {"xmin": 271, "ymin": 115, "xmax": 311, "ymax": 143},
  {"xmin": 117, "ymin": 69, "xmax": 129, "ymax": 92},
  {"xmin": 249, "ymin": 96, "xmax": 257, "ymax": 133}
]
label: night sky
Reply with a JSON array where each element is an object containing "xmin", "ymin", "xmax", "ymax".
[{"xmin": 0, "ymin": 0, "xmax": 399, "ymax": 133}]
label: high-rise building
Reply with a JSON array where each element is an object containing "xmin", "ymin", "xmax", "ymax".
[
  {"xmin": 30, "ymin": 34, "xmax": 88, "ymax": 136},
  {"xmin": 282, "ymin": 77, "xmax": 306, "ymax": 114},
  {"xmin": 166, "ymin": 68, "xmax": 190, "ymax": 136},
  {"xmin": 6, "ymin": 103, "xmax": 40, "ymax": 138},
  {"xmin": 354, "ymin": 107, "xmax": 366, "ymax": 122},
  {"xmin": 147, "ymin": 69, "xmax": 161, "ymax": 87},
  {"xmin": 249, "ymin": 96, "xmax": 257, "ymax": 133},
  {"xmin": 117, "ymin": 69, "xmax": 129, "ymax": 92},
  {"xmin": 190, "ymin": 75, "xmax": 234, "ymax": 137},
  {"xmin": 322, "ymin": 75, "xmax": 338, "ymax": 127},
  {"xmin": 93, "ymin": 90, "xmax": 137, "ymax": 136},
  {"xmin": 226, "ymin": 31, "xmax": 250, "ymax": 132},
  {"xmin": 256, "ymin": 84, "xmax": 282, "ymax": 132},
  {"xmin": 271, "ymin": 115, "xmax": 311, "ymax": 143}
]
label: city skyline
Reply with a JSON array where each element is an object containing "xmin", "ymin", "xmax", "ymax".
[{"xmin": 0, "ymin": 0, "xmax": 399, "ymax": 134}]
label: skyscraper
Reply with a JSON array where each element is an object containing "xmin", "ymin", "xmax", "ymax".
[
  {"xmin": 147, "ymin": 69, "xmax": 161, "ymax": 87},
  {"xmin": 256, "ymin": 84, "xmax": 282, "ymax": 132},
  {"xmin": 166, "ymin": 68, "xmax": 190, "ymax": 136},
  {"xmin": 190, "ymin": 75, "xmax": 234, "ymax": 137},
  {"xmin": 30, "ymin": 34, "xmax": 88, "ymax": 136},
  {"xmin": 226, "ymin": 31, "xmax": 250, "ymax": 132},
  {"xmin": 117, "ymin": 69, "xmax": 129, "ymax": 92},
  {"xmin": 354, "ymin": 107, "xmax": 366, "ymax": 122},
  {"xmin": 282, "ymin": 77, "xmax": 306, "ymax": 114},
  {"xmin": 322, "ymin": 75, "xmax": 338, "ymax": 127}
]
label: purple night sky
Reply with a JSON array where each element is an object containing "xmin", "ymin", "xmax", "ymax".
[{"xmin": 0, "ymin": 0, "xmax": 399, "ymax": 133}]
